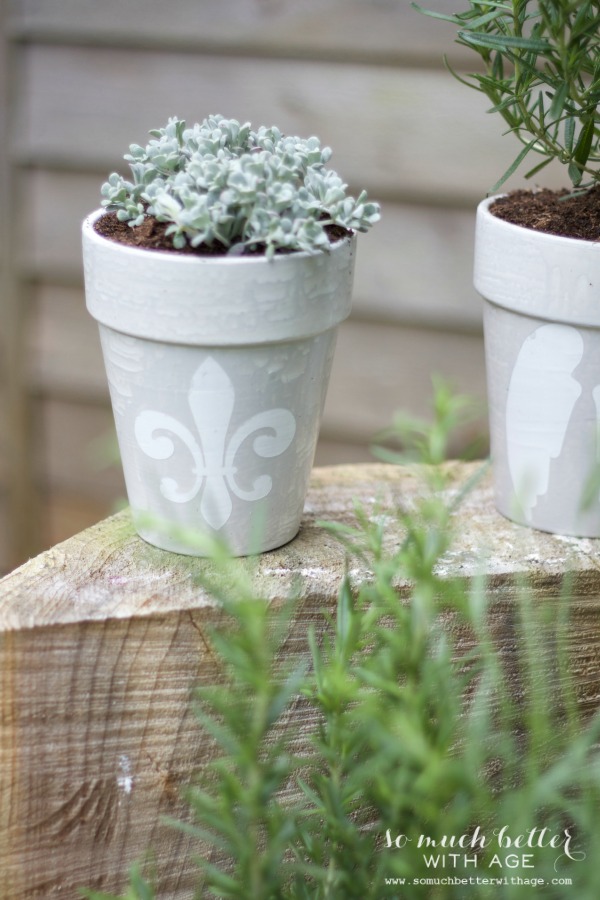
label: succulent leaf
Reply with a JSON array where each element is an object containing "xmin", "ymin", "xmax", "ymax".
[{"xmin": 101, "ymin": 115, "xmax": 380, "ymax": 254}]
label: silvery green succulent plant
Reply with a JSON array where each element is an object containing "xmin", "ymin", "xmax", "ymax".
[{"xmin": 101, "ymin": 115, "xmax": 380, "ymax": 257}]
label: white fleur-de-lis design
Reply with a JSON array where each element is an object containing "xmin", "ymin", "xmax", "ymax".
[{"xmin": 134, "ymin": 357, "xmax": 296, "ymax": 530}]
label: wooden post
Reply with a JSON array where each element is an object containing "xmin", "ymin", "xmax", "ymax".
[
  {"xmin": 0, "ymin": 5, "xmax": 43, "ymax": 567},
  {"xmin": 1, "ymin": 462, "xmax": 600, "ymax": 897}
]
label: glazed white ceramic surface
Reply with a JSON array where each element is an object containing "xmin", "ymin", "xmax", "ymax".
[
  {"xmin": 475, "ymin": 197, "xmax": 600, "ymax": 536},
  {"xmin": 83, "ymin": 210, "xmax": 356, "ymax": 555},
  {"xmin": 83, "ymin": 210, "xmax": 355, "ymax": 344}
]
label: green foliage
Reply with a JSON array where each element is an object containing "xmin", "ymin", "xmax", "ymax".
[
  {"xmin": 83, "ymin": 390, "xmax": 600, "ymax": 899},
  {"xmin": 414, "ymin": 1, "xmax": 600, "ymax": 190},
  {"xmin": 179, "ymin": 596, "xmax": 308, "ymax": 898},
  {"xmin": 100, "ymin": 115, "xmax": 380, "ymax": 257},
  {"xmin": 371, "ymin": 376, "xmax": 486, "ymax": 470}
]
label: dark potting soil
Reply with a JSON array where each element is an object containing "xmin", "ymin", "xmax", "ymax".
[
  {"xmin": 490, "ymin": 186, "xmax": 600, "ymax": 242},
  {"xmin": 93, "ymin": 211, "xmax": 351, "ymax": 256}
]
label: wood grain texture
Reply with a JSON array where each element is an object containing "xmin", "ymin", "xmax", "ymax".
[
  {"xmin": 0, "ymin": 8, "xmax": 43, "ymax": 565},
  {"xmin": 36, "ymin": 398, "xmax": 123, "ymax": 497},
  {"xmin": 13, "ymin": 45, "xmax": 568, "ymax": 202},
  {"xmin": 29, "ymin": 286, "xmax": 107, "ymax": 400},
  {"xmin": 0, "ymin": 379, "xmax": 8, "ymax": 485},
  {"xmin": 1, "ymin": 462, "xmax": 600, "ymax": 896},
  {"xmin": 1, "ymin": 609, "xmax": 215, "ymax": 897},
  {"xmin": 43, "ymin": 488, "xmax": 122, "ymax": 551},
  {"xmin": 323, "ymin": 318, "xmax": 487, "ymax": 442},
  {"xmin": 7, "ymin": 0, "xmax": 475, "ymax": 65},
  {"xmin": 0, "ymin": 495, "xmax": 11, "ymax": 575},
  {"xmin": 5, "ymin": 460, "xmax": 600, "ymax": 629}
]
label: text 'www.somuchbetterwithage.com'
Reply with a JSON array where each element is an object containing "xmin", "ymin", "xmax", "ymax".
[
  {"xmin": 381, "ymin": 825, "xmax": 584, "ymax": 889},
  {"xmin": 383, "ymin": 876, "xmax": 574, "ymax": 887}
]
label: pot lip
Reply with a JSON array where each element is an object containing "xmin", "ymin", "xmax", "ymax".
[
  {"xmin": 477, "ymin": 193, "xmax": 600, "ymax": 251},
  {"xmin": 83, "ymin": 208, "xmax": 356, "ymax": 345},
  {"xmin": 475, "ymin": 193, "xmax": 600, "ymax": 328},
  {"xmin": 82, "ymin": 207, "xmax": 355, "ymax": 264}
]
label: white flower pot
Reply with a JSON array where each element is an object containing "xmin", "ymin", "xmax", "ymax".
[
  {"xmin": 82, "ymin": 210, "xmax": 356, "ymax": 555},
  {"xmin": 475, "ymin": 196, "xmax": 600, "ymax": 536}
]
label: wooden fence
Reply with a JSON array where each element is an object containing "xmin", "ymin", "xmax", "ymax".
[{"xmin": 0, "ymin": 0, "xmax": 568, "ymax": 570}]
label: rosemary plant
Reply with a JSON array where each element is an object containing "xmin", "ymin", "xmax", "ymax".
[
  {"xmin": 414, "ymin": 1, "xmax": 600, "ymax": 190},
  {"xmin": 82, "ymin": 387, "xmax": 600, "ymax": 900}
]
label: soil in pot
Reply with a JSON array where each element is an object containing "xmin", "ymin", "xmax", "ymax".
[
  {"xmin": 490, "ymin": 185, "xmax": 600, "ymax": 242},
  {"xmin": 94, "ymin": 211, "xmax": 350, "ymax": 256}
]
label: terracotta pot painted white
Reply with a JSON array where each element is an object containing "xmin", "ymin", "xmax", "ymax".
[
  {"xmin": 82, "ymin": 210, "xmax": 356, "ymax": 555},
  {"xmin": 475, "ymin": 196, "xmax": 600, "ymax": 536}
]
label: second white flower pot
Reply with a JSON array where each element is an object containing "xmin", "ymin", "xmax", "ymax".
[
  {"xmin": 475, "ymin": 196, "xmax": 600, "ymax": 537},
  {"xmin": 83, "ymin": 210, "xmax": 356, "ymax": 555}
]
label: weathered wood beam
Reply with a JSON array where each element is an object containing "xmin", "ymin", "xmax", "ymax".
[{"xmin": 1, "ymin": 462, "xmax": 599, "ymax": 896}]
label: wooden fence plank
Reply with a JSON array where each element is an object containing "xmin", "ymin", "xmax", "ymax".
[
  {"xmin": 23, "ymin": 167, "xmax": 485, "ymax": 330},
  {"xmin": 18, "ymin": 170, "xmax": 99, "ymax": 281},
  {"xmin": 13, "ymin": 45, "xmax": 569, "ymax": 202},
  {"xmin": 42, "ymin": 488, "xmax": 120, "ymax": 553},
  {"xmin": 0, "ymin": 497, "xmax": 10, "ymax": 575},
  {"xmin": 29, "ymin": 286, "xmax": 106, "ymax": 400},
  {"xmin": 36, "ymin": 398, "xmax": 123, "ymax": 499},
  {"xmin": 324, "ymin": 318, "xmax": 487, "ymax": 444},
  {"xmin": 0, "ymin": 380, "xmax": 8, "ymax": 484},
  {"xmin": 0, "ymin": 375, "xmax": 9, "ymax": 569},
  {"xmin": 1, "ymin": 12, "xmax": 43, "ymax": 565},
  {"xmin": 8, "ymin": 0, "xmax": 470, "ymax": 65},
  {"xmin": 355, "ymin": 203, "xmax": 482, "ymax": 329}
]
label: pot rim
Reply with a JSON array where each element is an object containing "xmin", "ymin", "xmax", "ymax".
[
  {"xmin": 82, "ymin": 207, "xmax": 354, "ymax": 265},
  {"xmin": 83, "ymin": 209, "xmax": 357, "ymax": 345},
  {"xmin": 477, "ymin": 194, "xmax": 600, "ymax": 250},
  {"xmin": 475, "ymin": 194, "xmax": 600, "ymax": 328}
]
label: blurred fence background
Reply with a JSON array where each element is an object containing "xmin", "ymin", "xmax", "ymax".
[{"xmin": 0, "ymin": 0, "xmax": 567, "ymax": 571}]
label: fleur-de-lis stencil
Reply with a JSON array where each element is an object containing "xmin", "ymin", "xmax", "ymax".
[{"xmin": 134, "ymin": 357, "xmax": 296, "ymax": 530}]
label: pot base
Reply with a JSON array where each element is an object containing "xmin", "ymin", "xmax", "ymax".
[{"xmin": 133, "ymin": 513, "xmax": 301, "ymax": 558}]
